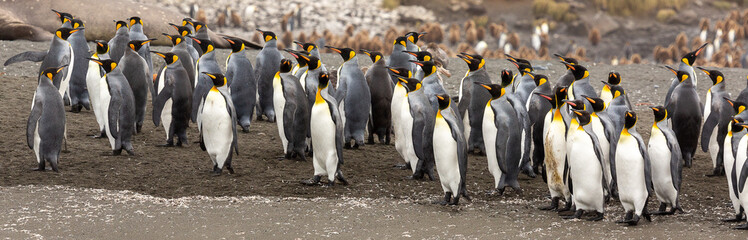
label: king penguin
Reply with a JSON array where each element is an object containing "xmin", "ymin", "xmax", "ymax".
[
  {"xmin": 327, "ymin": 46, "xmax": 371, "ymax": 149},
  {"xmin": 362, "ymin": 49, "xmax": 393, "ymax": 144},
  {"xmin": 255, "ymin": 29, "xmax": 282, "ymax": 122},
  {"xmin": 198, "ymin": 73, "xmax": 239, "ymax": 174},
  {"xmin": 128, "ymin": 17, "xmax": 153, "ymax": 77},
  {"xmin": 190, "ymin": 37, "xmax": 221, "ymax": 128},
  {"xmin": 699, "ymin": 67, "xmax": 732, "ymax": 176},
  {"xmin": 613, "ymin": 111, "xmax": 653, "ymax": 226},
  {"xmin": 535, "ymin": 87, "xmax": 572, "ymax": 211},
  {"xmin": 224, "ymin": 36, "xmax": 257, "ymax": 132},
  {"xmin": 552, "ymin": 54, "xmax": 578, "ymax": 89},
  {"xmin": 89, "ymin": 58, "xmax": 136, "ymax": 156},
  {"xmin": 151, "ymin": 51, "xmax": 192, "ymax": 146},
  {"xmin": 87, "ymin": 40, "xmax": 109, "ymax": 137},
  {"xmin": 432, "ymin": 94, "xmax": 470, "ymax": 205},
  {"xmin": 108, "ymin": 21, "xmax": 130, "ymax": 63},
  {"xmin": 168, "ymin": 23, "xmax": 199, "ymax": 62},
  {"xmin": 582, "ymin": 95, "xmax": 617, "ymax": 198},
  {"xmin": 506, "ymin": 58, "xmax": 536, "ymax": 105},
  {"xmin": 647, "ymin": 106, "xmax": 684, "ymax": 215},
  {"xmin": 528, "ymin": 74, "xmax": 553, "ymax": 174},
  {"xmin": 391, "ymin": 69, "xmax": 414, "ymax": 169},
  {"xmin": 63, "ymin": 17, "xmax": 91, "ymax": 113},
  {"xmin": 28, "ymin": 66, "xmax": 67, "ymax": 172},
  {"xmin": 398, "ymin": 77, "xmax": 436, "ymax": 180},
  {"xmin": 664, "ymin": 67, "xmax": 702, "ymax": 168},
  {"xmin": 600, "ymin": 72, "xmax": 632, "ymax": 109},
  {"xmin": 389, "ymin": 36, "xmax": 414, "ymax": 74},
  {"xmin": 664, "ymin": 43, "xmax": 707, "ymax": 106},
  {"xmin": 273, "ymin": 59, "xmax": 309, "ymax": 160},
  {"xmin": 162, "ymin": 34, "xmax": 196, "ymax": 88},
  {"xmin": 730, "ymin": 120, "xmax": 748, "ymax": 229},
  {"xmin": 285, "ymin": 49, "xmax": 309, "ymax": 81},
  {"xmin": 563, "ymin": 109, "xmax": 606, "ymax": 221},
  {"xmin": 456, "ymin": 53, "xmax": 490, "ymax": 155},
  {"xmin": 563, "ymin": 61, "xmax": 596, "ymax": 110},
  {"xmin": 120, "ymin": 39, "xmax": 156, "ymax": 133},
  {"xmin": 723, "ymin": 116, "xmax": 747, "ymax": 223}
]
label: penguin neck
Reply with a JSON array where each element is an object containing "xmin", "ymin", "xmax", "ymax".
[
  {"xmin": 406, "ymin": 42, "xmax": 419, "ymax": 52},
  {"xmin": 310, "ymin": 49, "xmax": 321, "ymax": 58},
  {"xmin": 202, "ymin": 50, "xmax": 216, "ymax": 62},
  {"xmin": 710, "ymin": 81, "xmax": 725, "ymax": 91},
  {"xmin": 263, "ymin": 40, "xmax": 277, "ymax": 49},
  {"xmin": 343, "ymin": 57, "xmax": 359, "ymax": 67},
  {"xmin": 315, "ymin": 87, "xmax": 326, "ymax": 104},
  {"xmin": 61, "ymin": 21, "xmax": 72, "ymax": 28},
  {"xmin": 116, "ymin": 28, "xmax": 129, "ymax": 36},
  {"xmin": 392, "ymin": 45, "xmax": 406, "ymax": 54},
  {"xmin": 129, "ymin": 25, "xmax": 144, "ymax": 34},
  {"xmin": 51, "ymin": 37, "xmax": 66, "ymax": 49}
]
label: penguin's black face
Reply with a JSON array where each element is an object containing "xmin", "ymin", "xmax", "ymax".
[
  {"xmin": 89, "ymin": 59, "xmax": 118, "ymax": 73},
  {"xmin": 411, "ymin": 60, "xmax": 437, "ymax": 76},
  {"xmin": 582, "ymin": 95, "xmax": 605, "ymax": 112},
  {"xmin": 459, "ymin": 54, "xmax": 484, "ymax": 71},
  {"xmin": 624, "ymin": 111, "xmax": 637, "ymax": 129},
  {"xmin": 360, "ymin": 49, "xmax": 383, "ymax": 63},
  {"xmin": 151, "ymin": 51, "xmax": 178, "ymax": 65},
  {"xmin": 257, "ymin": 29, "xmax": 277, "ymax": 42},
  {"xmin": 608, "ymin": 72, "xmax": 621, "ymax": 85},
  {"xmin": 193, "ymin": 21, "xmax": 206, "ymax": 32},
  {"xmin": 318, "ymin": 72, "xmax": 330, "ymax": 89},
  {"xmin": 476, "ymin": 83, "xmax": 505, "ymax": 100},
  {"xmin": 572, "ymin": 109, "xmax": 592, "ymax": 126},
  {"xmin": 405, "ymin": 32, "xmax": 426, "ymax": 44},
  {"xmin": 650, "ymin": 106, "xmax": 668, "ymax": 122},
  {"xmin": 564, "ymin": 62, "xmax": 588, "ymax": 80},
  {"xmin": 676, "ymin": 71, "xmax": 690, "ymax": 83},
  {"xmin": 724, "ymin": 97, "xmax": 747, "ymax": 114},
  {"xmin": 327, "ymin": 46, "xmax": 356, "ymax": 61},
  {"xmin": 732, "ymin": 117, "xmax": 746, "ymax": 132},
  {"xmin": 223, "ymin": 37, "xmax": 245, "ymax": 53},
  {"xmin": 295, "ymin": 41, "xmax": 318, "ymax": 53},
  {"xmin": 69, "ymin": 18, "xmax": 84, "ymax": 29},
  {"xmin": 115, "ymin": 21, "xmax": 128, "ymax": 31},
  {"xmin": 284, "ymin": 49, "xmax": 308, "ymax": 66},
  {"xmin": 398, "ymin": 77, "xmax": 421, "ymax": 92},
  {"xmin": 506, "ymin": 54, "xmax": 532, "ymax": 67},
  {"xmin": 564, "ymin": 99, "xmax": 586, "ymax": 111},
  {"xmin": 191, "ymin": 37, "xmax": 214, "ymax": 54},
  {"xmin": 279, "ymin": 59, "xmax": 294, "ymax": 73},
  {"xmin": 52, "ymin": 10, "xmax": 72, "ymax": 24},
  {"xmin": 609, "ymin": 85, "xmax": 625, "ymax": 99},
  {"xmin": 55, "ymin": 27, "xmax": 81, "ymax": 40},
  {"xmin": 95, "ymin": 40, "xmax": 109, "ymax": 55},
  {"xmin": 697, "ymin": 67, "xmax": 724, "ymax": 85},
  {"xmin": 554, "ymin": 54, "xmax": 578, "ymax": 69},
  {"xmin": 533, "ymin": 74, "xmax": 549, "ymax": 86},
  {"xmin": 388, "ymin": 67, "xmax": 412, "ymax": 79},
  {"xmin": 508, "ymin": 59, "xmax": 532, "ymax": 76},
  {"xmin": 436, "ymin": 94, "xmax": 451, "ymax": 110},
  {"xmin": 128, "ymin": 39, "xmax": 154, "ymax": 52},
  {"xmin": 681, "ymin": 43, "xmax": 707, "ymax": 66},
  {"xmin": 181, "ymin": 18, "xmax": 194, "ymax": 27},
  {"xmin": 500, "ymin": 69, "xmax": 514, "ymax": 87},
  {"xmin": 403, "ymin": 51, "xmax": 433, "ymax": 62},
  {"xmin": 40, "ymin": 66, "xmax": 67, "ymax": 82},
  {"xmin": 128, "ymin": 16, "xmax": 143, "ymax": 27},
  {"xmin": 169, "ymin": 23, "xmax": 191, "ymax": 37},
  {"xmin": 203, "ymin": 72, "xmax": 227, "ymax": 87},
  {"xmin": 393, "ymin": 36, "xmax": 407, "ymax": 47},
  {"xmin": 304, "ymin": 55, "xmax": 321, "ymax": 70},
  {"xmin": 554, "ymin": 87, "xmax": 568, "ymax": 108}
]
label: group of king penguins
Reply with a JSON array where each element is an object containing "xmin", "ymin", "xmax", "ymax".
[{"xmin": 11, "ymin": 10, "xmax": 748, "ymax": 229}]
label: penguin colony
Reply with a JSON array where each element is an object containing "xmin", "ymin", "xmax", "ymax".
[{"xmin": 8, "ymin": 9, "xmax": 748, "ymax": 228}]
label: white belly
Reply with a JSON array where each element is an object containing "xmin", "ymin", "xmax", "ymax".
[
  {"xmin": 591, "ymin": 117, "xmax": 611, "ymax": 186},
  {"xmin": 86, "ymin": 60, "xmax": 104, "ymax": 131},
  {"xmin": 99, "ymin": 78, "xmax": 115, "ymax": 149},
  {"xmin": 544, "ymin": 119, "xmax": 568, "ymax": 199},
  {"xmin": 703, "ymin": 90, "xmax": 712, "ymax": 124},
  {"xmin": 300, "ymin": 71, "xmax": 308, "ymax": 92},
  {"xmin": 736, "ymin": 136, "xmax": 748, "ymax": 210},
  {"xmin": 202, "ymin": 92, "xmax": 234, "ymax": 168},
  {"xmin": 311, "ymin": 101, "xmax": 339, "ymax": 180},
  {"xmin": 458, "ymin": 75, "xmax": 466, "ymax": 101},
  {"xmin": 34, "ymin": 122, "xmax": 41, "ymax": 163},
  {"xmin": 567, "ymin": 129, "xmax": 604, "ymax": 212},
  {"xmin": 482, "ymin": 106, "xmax": 501, "ymax": 188},
  {"xmin": 433, "ymin": 116, "xmax": 461, "ymax": 196},
  {"xmin": 462, "ymin": 111, "xmax": 471, "ymax": 142},
  {"xmin": 709, "ymin": 127, "xmax": 719, "ymax": 167},
  {"xmin": 600, "ymin": 88, "xmax": 612, "ymax": 109},
  {"xmin": 615, "ymin": 135, "xmax": 648, "ymax": 214},
  {"xmin": 59, "ymin": 45, "xmax": 75, "ymax": 100},
  {"xmin": 273, "ymin": 80, "xmax": 288, "ymax": 153},
  {"xmin": 156, "ymin": 67, "xmax": 167, "ymax": 94},
  {"xmin": 724, "ymin": 134, "xmax": 741, "ymax": 214},
  {"xmin": 161, "ymin": 99, "xmax": 173, "ymax": 140},
  {"xmin": 399, "ymin": 99, "xmax": 418, "ymax": 172},
  {"xmin": 391, "ymin": 85, "xmax": 405, "ymax": 132},
  {"xmin": 648, "ymin": 128, "xmax": 678, "ymax": 206}
]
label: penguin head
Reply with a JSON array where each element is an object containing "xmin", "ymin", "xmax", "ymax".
[
  {"xmin": 534, "ymin": 92, "xmax": 555, "ymax": 106},
  {"xmin": 405, "ymin": 32, "xmax": 427, "ymax": 44},
  {"xmin": 403, "ymin": 50, "xmax": 433, "ymax": 62},
  {"xmin": 128, "ymin": 16, "xmax": 143, "ymax": 27},
  {"xmin": 51, "ymin": 9, "xmax": 72, "ymax": 24},
  {"xmin": 294, "ymin": 41, "xmax": 318, "ymax": 53},
  {"xmin": 318, "ymin": 72, "xmax": 330, "ymax": 89},
  {"xmin": 181, "ymin": 18, "xmax": 194, "ymax": 27},
  {"xmin": 55, "ymin": 27, "xmax": 82, "ymax": 40},
  {"xmin": 571, "ymin": 109, "xmax": 592, "ymax": 126},
  {"xmin": 458, "ymin": 53, "xmax": 484, "ymax": 72},
  {"xmin": 681, "ymin": 43, "xmax": 707, "ymax": 66},
  {"xmin": 203, "ymin": 72, "xmax": 227, "ymax": 88},
  {"xmin": 732, "ymin": 117, "xmax": 746, "ymax": 132},
  {"xmin": 411, "ymin": 60, "xmax": 437, "ymax": 77},
  {"xmin": 360, "ymin": 49, "xmax": 383, "ymax": 64},
  {"xmin": 505, "ymin": 54, "xmax": 533, "ymax": 67},
  {"xmin": 554, "ymin": 87, "xmax": 568, "ymax": 108},
  {"xmin": 169, "ymin": 23, "xmax": 192, "ymax": 37},
  {"xmin": 256, "ymin": 29, "xmax": 277, "ymax": 42},
  {"xmin": 387, "ymin": 67, "xmax": 412, "ymax": 79},
  {"xmin": 500, "ymin": 69, "xmax": 514, "ymax": 87},
  {"xmin": 114, "ymin": 20, "xmax": 128, "ymax": 31},
  {"xmin": 192, "ymin": 21, "xmax": 206, "ymax": 32},
  {"xmin": 40, "ymin": 65, "xmax": 68, "ymax": 82},
  {"xmin": 162, "ymin": 33, "xmax": 183, "ymax": 46},
  {"xmin": 724, "ymin": 97, "xmax": 747, "ymax": 115},
  {"xmin": 623, "ymin": 110, "xmax": 637, "ymax": 129},
  {"xmin": 507, "ymin": 58, "xmax": 533, "ymax": 76},
  {"xmin": 284, "ymin": 49, "xmax": 309, "ymax": 67},
  {"xmin": 223, "ymin": 36, "xmax": 245, "ymax": 53},
  {"xmin": 607, "ymin": 72, "xmax": 621, "ymax": 85},
  {"xmin": 532, "ymin": 74, "xmax": 549, "ymax": 87},
  {"xmin": 436, "ymin": 94, "xmax": 451, "ymax": 110},
  {"xmin": 393, "ymin": 36, "xmax": 408, "ymax": 47},
  {"xmin": 67, "ymin": 17, "xmax": 84, "ymax": 29},
  {"xmin": 326, "ymin": 46, "xmax": 355, "ymax": 61},
  {"xmin": 553, "ymin": 54, "xmax": 578, "ymax": 69},
  {"xmin": 650, "ymin": 105, "xmax": 668, "ymax": 123},
  {"xmin": 128, "ymin": 39, "xmax": 155, "ymax": 52},
  {"xmin": 563, "ymin": 99, "xmax": 585, "ymax": 111},
  {"xmin": 95, "ymin": 40, "xmax": 109, "ymax": 55},
  {"xmin": 88, "ymin": 58, "xmax": 118, "ymax": 73},
  {"xmin": 397, "ymin": 77, "xmax": 422, "ymax": 92},
  {"xmin": 562, "ymin": 61, "xmax": 588, "ymax": 80},
  {"xmin": 303, "ymin": 55, "xmax": 321, "ymax": 70},
  {"xmin": 279, "ymin": 59, "xmax": 294, "ymax": 73},
  {"xmin": 190, "ymin": 37, "xmax": 214, "ymax": 54},
  {"xmin": 697, "ymin": 67, "xmax": 724, "ymax": 85},
  {"xmin": 151, "ymin": 51, "xmax": 179, "ymax": 65},
  {"xmin": 476, "ymin": 83, "xmax": 505, "ymax": 100},
  {"xmin": 582, "ymin": 95, "xmax": 605, "ymax": 112}
]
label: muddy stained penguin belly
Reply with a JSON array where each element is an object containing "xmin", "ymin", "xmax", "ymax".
[
  {"xmin": 433, "ymin": 116, "xmax": 460, "ymax": 194},
  {"xmin": 544, "ymin": 118, "xmax": 567, "ymax": 198},
  {"xmin": 482, "ymin": 106, "xmax": 501, "ymax": 188},
  {"xmin": 311, "ymin": 101, "xmax": 338, "ymax": 179}
]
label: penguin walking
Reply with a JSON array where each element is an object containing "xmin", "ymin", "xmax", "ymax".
[
  {"xmin": 664, "ymin": 67, "xmax": 702, "ymax": 168},
  {"xmin": 87, "ymin": 41, "xmax": 109, "ymax": 137},
  {"xmin": 190, "ymin": 37, "xmax": 221, "ymax": 128},
  {"xmin": 563, "ymin": 109, "xmax": 606, "ymax": 221},
  {"xmin": 63, "ymin": 17, "xmax": 90, "ymax": 113},
  {"xmin": 120, "ymin": 39, "xmax": 155, "ymax": 133},
  {"xmin": 302, "ymin": 73, "xmax": 348, "ymax": 186},
  {"xmin": 698, "ymin": 67, "xmax": 732, "ymax": 176},
  {"xmin": 432, "ymin": 94, "xmax": 470, "ymax": 205},
  {"xmin": 224, "ymin": 37, "xmax": 257, "ymax": 132},
  {"xmin": 89, "ymin": 59, "xmax": 136, "ymax": 156},
  {"xmin": 28, "ymin": 67, "xmax": 67, "ymax": 172},
  {"xmin": 273, "ymin": 59, "xmax": 309, "ymax": 160},
  {"xmin": 398, "ymin": 77, "xmax": 436, "ymax": 180},
  {"xmin": 198, "ymin": 73, "xmax": 239, "ymax": 174},
  {"xmin": 723, "ymin": 116, "xmax": 747, "ymax": 223},
  {"xmin": 128, "ymin": 17, "xmax": 153, "ymax": 77},
  {"xmin": 361, "ymin": 49, "xmax": 393, "ymax": 144},
  {"xmin": 255, "ymin": 29, "xmax": 282, "ymax": 122},
  {"xmin": 456, "ymin": 53, "xmax": 490, "ymax": 155},
  {"xmin": 163, "ymin": 34, "xmax": 196, "ymax": 88},
  {"xmin": 151, "ymin": 51, "xmax": 192, "ymax": 146},
  {"xmin": 613, "ymin": 111, "xmax": 653, "ymax": 226},
  {"xmin": 327, "ymin": 46, "xmax": 371, "ymax": 149},
  {"xmin": 664, "ymin": 44, "xmax": 707, "ymax": 105},
  {"xmin": 108, "ymin": 21, "xmax": 130, "ymax": 63},
  {"xmin": 536, "ymin": 87, "xmax": 572, "ymax": 211},
  {"xmin": 582, "ymin": 95, "xmax": 617, "ymax": 198},
  {"xmin": 647, "ymin": 106, "xmax": 683, "ymax": 215}
]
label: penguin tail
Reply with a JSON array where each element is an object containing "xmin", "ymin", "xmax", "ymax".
[{"xmin": 4, "ymin": 51, "xmax": 47, "ymax": 66}]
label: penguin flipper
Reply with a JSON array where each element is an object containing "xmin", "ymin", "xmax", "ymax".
[
  {"xmin": 221, "ymin": 91, "xmax": 240, "ymax": 155},
  {"xmin": 325, "ymin": 97, "xmax": 344, "ymax": 165},
  {"xmin": 732, "ymin": 157, "xmax": 740, "ymax": 197},
  {"xmin": 585, "ymin": 126, "xmax": 607, "ymax": 190},
  {"xmin": 107, "ymin": 92, "xmax": 122, "ymax": 141},
  {"xmin": 152, "ymin": 83, "xmax": 173, "ymax": 127},
  {"xmin": 27, "ymin": 98, "xmax": 43, "ymax": 149},
  {"xmin": 739, "ymin": 159, "xmax": 748, "ymax": 194},
  {"xmin": 507, "ymin": 94, "xmax": 532, "ymax": 168},
  {"xmin": 4, "ymin": 51, "xmax": 46, "ymax": 66},
  {"xmin": 701, "ymin": 112, "xmax": 718, "ymax": 152},
  {"xmin": 634, "ymin": 132, "xmax": 654, "ymax": 195},
  {"xmin": 664, "ymin": 128, "xmax": 683, "ymax": 192}
]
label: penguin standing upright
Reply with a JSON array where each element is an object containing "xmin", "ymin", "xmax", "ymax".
[
  {"xmin": 664, "ymin": 43, "xmax": 707, "ymax": 105},
  {"xmin": 613, "ymin": 111, "xmax": 653, "ymax": 226},
  {"xmin": 255, "ymin": 29, "xmax": 282, "ymax": 122},
  {"xmin": 536, "ymin": 87, "xmax": 572, "ymax": 211},
  {"xmin": 302, "ymin": 73, "xmax": 348, "ymax": 186},
  {"xmin": 456, "ymin": 53, "xmax": 490, "ymax": 155},
  {"xmin": 647, "ymin": 106, "xmax": 683, "ymax": 215},
  {"xmin": 730, "ymin": 121, "xmax": 748, "ymax": 229},
  {"xmin": 273, "ymin": 59, "xmax": 309, "ymax": 160},
  {"xmin": 552, "ymin": 54, "xmax": 578, "ymax": 89},
  {"xmin": 285, "ymin": 49, "xmax": 309, "ymax": 81},
  {"xmin": 432, "ymin": 94, "xmax": 470, "ymax": 205},
  {"xmin": 397, "ymin": 77, "xmax": 436, "ymax": 180},
  {"xmin": 190, "ymin": 37, "xmax": 221, "ymax": 128},
  {"xmin": 563, "ymin": 62, "xmax": 596, "ymax": 110},
  {"xmin": 600, "ymin": 72, "xmax": 632, "ymax": 109},
  {"xmin": 198, "ymin": 73, "xmax": 239, "ymax": 174},
  {"xmin": 163, "ymin": 34, "xmax": 196, "ymax": 88},
  {"xmin": 108, "ymin": 21, "xmax": 130, "ymax": 63},
  {"xmin": 87, "ymin": 41, "xmax": 109, "ymax": 137},
  {"xmin": 389, "ymin": 36, "xmax": 414, "ymax": 74},
  {"xmin": 582, "ymin": 95, "xmax": 617, "ymax": 197},
  {"xmin": 664, "ymin": 67, "xmax": 702, "ymax": 167},
  {"xmin": 169, "ymin": 23, "xmax": 199, "ymax": 62},
  {"xmin": 224, "ymin": 37, "xmax": 257, "ymax": 132},
  {"xmin": 699, "ymin": 67, "xmax": 732, "ymax": 176},
  {"xmin": 28, "ymin": 67, "xmax": 67, "ymax": 172},
  {"xmin": 507, "ymin": 58, "xmax": 536, "ymax": 105},
  {"xmin": 327, "ymin": 46, "xmax": 371, "ymax": 149},
  {"xmin": 120, "ymin": 39, "xmax": 155, "ymax": 133},
  {"xmin": 563, "ymin": 109, "xmax": 606, "ymax": 221},
  {"xmin": 151, "ymin": 51, "xmax": 192, "ymax": 146},
  {"xmin": 89, "ymin": 59, "xmax": 136, "ymax": 156},
  {"xmin": 361, "ymin": 49, "xmax": 393, "ymax": 144},
  {"xmin": 723, "ymin": 116, "xmax": 747, "ymax": 223},
  {"xmin": 128, "ymin": 17, "xmax": 153, "ymax": 76},
  {"xmin": 63, "ymin": 17, "xmax": 90, "ymax": 113},
  {"xmin": 527, "ymin": 74, "xmax": 553, "ymax": 173},
  {"xmin": 391, "ymin": 69, "xmax": 413, "ymax": 169}
]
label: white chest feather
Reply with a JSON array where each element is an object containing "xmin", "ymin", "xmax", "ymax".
[
  {"xmin": 482, "ymin": 105, "xmax": 501, "ymax": 188},
  {"xmin": 273, "ymin": 76, "xmax": 288, "ymax": 152},
  {"xmin": 433, "ymin": 115, "xmax": 461, "ymax": 193}
]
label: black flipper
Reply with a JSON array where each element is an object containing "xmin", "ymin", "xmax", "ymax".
[{"xmin": 4, "ymin": 51, "xmax": 47, "ymax": 66}]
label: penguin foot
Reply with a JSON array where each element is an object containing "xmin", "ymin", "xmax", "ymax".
[
  {"xmin": 734, "ymin": 223, "xmax": 748, "ymax": 230},
  {"xmin": 335, "ymin": 172, "xmax": 349, "ymax": 185},
  {"xmin": 112, "ymin": 149, "xmax": 122, "ymax": 156},
  {"xmin": 226, "ymin": 166, "xmax": 235, "ymax": 174},
  {"xmin": 324, "ymin": 181, "xmax": 335, "ymax": 187},
  {"xmin": 31, "ymin": 167, "xmax": 45, "ymax": 172},
  {"xmin": 587, "ymin": 212, "xmax": 604, "ymax": 221},
  {"xmin": 561, "ymin": 210, "xmax": 583, "ymax": 220},
  {"xmin": 539, "ymin": 197, "xmax": 560, "ymax": 211},
  {"xmin": 721, "ymin": 215, "xmax": 745, "ymax": 222},
  {"xmin": 706, "ymin": 167, "xmax": 725, "ymax": 177},
  {"xmin": 521, "ymin": 168, "xmax": 536, "ymax": 178},
  {"xmin": 70, "ymin": 104, "xmax": 82, "ymax": 113},
  {"xmin": 301, "ymin": 176, "xmax": 321, "ymax": 186},
  {"xmin": 157, "ymin": 143, "xmax": 175, "ymax": 147},
  {"xmin": 394, "ymin": 163, "xmax": 411, "ymax": 170},
  {"xmin": 626, "ymin": 215, "xmax": 641, "ymax": 226},
  {"xmin": 125, "ymin": 149, "xmax": 136, "ymax": 156}
]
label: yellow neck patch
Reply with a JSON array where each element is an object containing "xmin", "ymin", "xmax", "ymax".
[
  {"xmin": 621, "ymin": 128, "xmax": 631, "ymax": 136},
  {"xmin": 315, "ymin": 88, "xmax": 326, "ymax": 104},
  {"xmin": 210, "ymin": 86, "xmax": 219, "ymax": 92}
]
